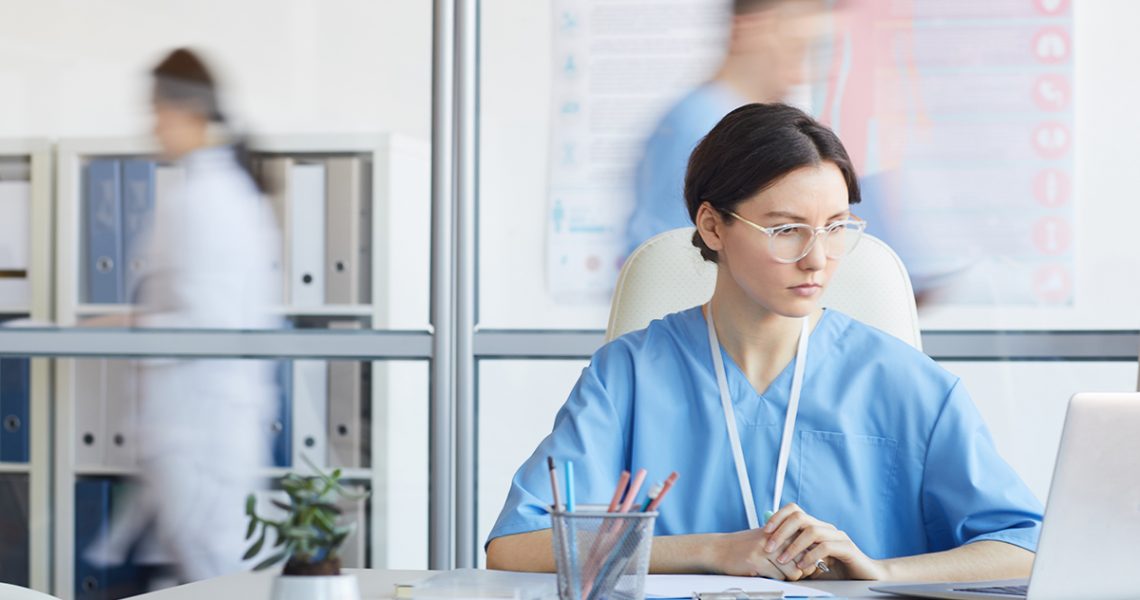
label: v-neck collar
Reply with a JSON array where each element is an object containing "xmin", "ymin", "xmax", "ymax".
[{"xmin": 687, "ymin": 306, "xmax": 841, "ymax": 405}]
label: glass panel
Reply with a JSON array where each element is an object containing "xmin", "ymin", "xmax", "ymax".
[
  {"xmin": 54, "ymin": 355, "xmax": 428, "ymax": 595},
  {"xmin": 477, "ymin": 359, "xmax": 588, "ymax": 567},
  {"xmin": 939, "ymin": 360, "xmax": 1139, "ymax": 502},
  {"xmin": 479, "ymin": 0, "xmax": 1140, "ymax": 331}
]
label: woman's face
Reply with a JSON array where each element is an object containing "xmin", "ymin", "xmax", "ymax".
[
  {"xmin": 698, "ymin": 162, "xmax": 852, "ymax": 318},
  {"xmin": 152, "ymin": 98, "xmax": 207, "ymax": 159}
]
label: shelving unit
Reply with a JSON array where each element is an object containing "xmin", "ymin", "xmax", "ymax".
[
  {"xmin": 0, "ymin": 139, "xmax": 53, "ymax": 593},
  {"xmin": 51, "ymin": 134, "xmax": 430, "ymax": 598}
]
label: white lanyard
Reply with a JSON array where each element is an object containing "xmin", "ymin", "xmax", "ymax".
[{"xmin": 706, "ymin": 304, "xmax": 810, "ymax": 530}]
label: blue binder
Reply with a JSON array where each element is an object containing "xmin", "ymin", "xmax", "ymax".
[
  {"xmin": 0, "ymin": 474, "xmax": 29, "ymax": 586},
  {"xmin": 272, "ymin": 361, "xmax": 293, "ymax": 467},
  {"xmin": 121, "ymin": 160, "xmax": 156, "ymax": 304},
  {"xmin": 84, "ymin": 160, "xmax": 124, "ymax": 304},
  {"xmin": 0, "ymin": 358, "xmax": 29, "ymax": 462},
  {"xmin": 75, "ymin": 478, "xmax": 145, "ymax": 600}
]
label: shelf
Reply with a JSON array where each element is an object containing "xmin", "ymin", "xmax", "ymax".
[
  {"xmin": 0, "ymin": 462, "xmax": 30, "ymax": 474},
  {"xmin": 73, "ymin": 465, "xmax": 138, "ymax": 477},
  {"xmin": 74, "ymin": 304, "xmax": 374, "ymax": 318},
  {"xmin": 261, "ymin": 466, "xmax": 372, "ymax": 480},
  {"xmin": 74, "ymin": 304, "xmax": 133, "ymax": 317},
  {"xmin": 0, "ymin": 306, "xmax": 31, "ymax": 315},
  {"xmin": 272, "ymin": 305, "xmax": 374, "ymax": 318},
  {"xmin": 72, "ymin": 465, "xmax": 373, "ymax": 480}
]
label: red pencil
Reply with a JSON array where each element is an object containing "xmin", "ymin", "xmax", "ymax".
[
  {"xmin": 606, "ymin": 470, "xmax": 631, "ymax": 513},
  {"xmin": 618, "ymin": 469, "xmax": 648, "ymax": 513}
]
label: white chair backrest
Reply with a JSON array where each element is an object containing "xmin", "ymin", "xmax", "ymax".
[
  {"xmin": 0, "ymin": 584, "xmax": 62, "ymax": 600},
  {"xmin": 606, "ymin": 228, "xmax": 922, "ymax": 349}
]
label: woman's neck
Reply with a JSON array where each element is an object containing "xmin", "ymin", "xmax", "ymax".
[{"xmin": 706, "ymin": 281, "xmax": 821, "ymax": 395}]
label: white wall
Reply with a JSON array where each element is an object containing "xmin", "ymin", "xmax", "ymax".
[{"xmin": 0, "ymin": 0, "xmax": 431, "ymax": 139}]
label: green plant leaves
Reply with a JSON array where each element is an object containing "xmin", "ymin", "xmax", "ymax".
[
  {"xmin": 243, "ymin": 529, "xmax": 267, "ymax": 560},
  {"xmin": 244, "ymin": 461, "xmax": 374, "ymax": 573}
]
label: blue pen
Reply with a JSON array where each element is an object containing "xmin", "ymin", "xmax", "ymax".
[
  {"xmin": 564, "ymin": 461, "xmax": 579, "ymax": 600},
  {"xmin": 564, "ymin": 460, "xmax": 576, "ymax": 512}
]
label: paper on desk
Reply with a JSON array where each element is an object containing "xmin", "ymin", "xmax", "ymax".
[{"xmin": 644, "ymin": 574, "xmax": 833, "ymax": 598}]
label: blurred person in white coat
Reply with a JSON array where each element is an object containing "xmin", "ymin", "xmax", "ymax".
[{"xmin": 86, "ymin": 48, "xmax": 281, "ymax": 583}]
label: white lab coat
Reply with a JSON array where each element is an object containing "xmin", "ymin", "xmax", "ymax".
[{"xmin": 90, "ymin": 145, "xmax": 282, "ymax": 581}]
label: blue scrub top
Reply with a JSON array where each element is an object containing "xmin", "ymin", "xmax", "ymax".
[
  {"xmin": 626, "ymin": 82, "xmax": 745, "ymax": 255},
  {"xmin": 488, "ymin": 307, "xmax": 1043, "ymax": 559}
]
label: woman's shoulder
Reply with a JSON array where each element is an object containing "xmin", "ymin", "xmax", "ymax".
[
  {"xmin": 824, "ymin": 309, "xmax": 959, "ymax": 395},
  {"xmin": 589, "ymin": 306, "xmax": 706, "ymax": 372}
]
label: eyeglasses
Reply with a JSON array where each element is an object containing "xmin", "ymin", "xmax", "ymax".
[{"xmin": 724, "ymin": 210, "xmax": 867, "ymax": 264}]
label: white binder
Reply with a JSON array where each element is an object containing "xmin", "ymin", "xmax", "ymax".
[
  {"xmin": 259, "ymin": 157, "xmax": 293, "ymax": 305},
  {"xmin": 337, "ymin": 487, "xmax": 368, "ymax": 568},
  {"xmin": 324, "ymin": 157, "xmax": 371, "ymax": 304},
  {"xmin": 288, "ymin": 163, "xmax": 326, "ymax": 307},
  {"xmin": 0, "ymin": 178, "xmax": 31, "ymax": 307},
  {"xmin": 292, "ymin": 360, "xmax": 329, "ymax": 468},
  {"xmin": 327, "ymin": 322, "xmax": 367, "ymax": 468},
  {"xmin": 102, "ymin": 360, "xmax": 138, "ymax": 468},
  {"xmin": 73, "ymin": 360, "xmax": 109, "ymax": 468}
]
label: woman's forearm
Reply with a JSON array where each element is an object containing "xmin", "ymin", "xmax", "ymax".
[
  {"xmin": 486, "ymin": 530, "xmax": 723, "ymax": 574},
  {"xmin": 879, "ymin": 541, "xmax": 1034, "ymax": 582}
]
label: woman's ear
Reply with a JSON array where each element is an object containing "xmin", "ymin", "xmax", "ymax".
[{"xmin": 695, "ymin": 202, "xmax": 726, "ymax": 254}]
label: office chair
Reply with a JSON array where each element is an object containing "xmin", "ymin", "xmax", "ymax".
[{"xmin": 606, "ymin": 228, "xmax": 921, "ymax": 349}]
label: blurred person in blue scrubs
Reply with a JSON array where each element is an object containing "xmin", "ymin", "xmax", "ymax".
[
  {"xmin": 625, "ymin": 0, "xmax": 826, "ymax": 255},
  {"xmin": 487, "ymin": 104, "xmax": 1041, "ymax": 581},
  {"xmin": 84, "ymin": 48, "xmax": 281, "ymax": 583}
]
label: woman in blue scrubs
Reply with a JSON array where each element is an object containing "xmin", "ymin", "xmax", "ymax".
[{"xmin": 486, "ymin": 104, "xmax": 1042, "ymax": 581}]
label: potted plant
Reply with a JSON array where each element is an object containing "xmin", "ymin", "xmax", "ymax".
[{"xmin": 245, "ymin": 460, "xmax": 369, "ymax": 600}]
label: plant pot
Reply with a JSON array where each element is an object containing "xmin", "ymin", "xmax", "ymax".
[{"xmin": 270, "ymin": 574, "xmax": 360, "ymax": 600}]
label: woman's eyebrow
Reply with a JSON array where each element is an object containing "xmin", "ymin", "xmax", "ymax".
[
  {"xmin": 763, "ymin": 210, "xmax": 806, "ymax": 220},
  {"xmin": 762, "ymin": 209, "xmax": 850, "ymax": 221}
]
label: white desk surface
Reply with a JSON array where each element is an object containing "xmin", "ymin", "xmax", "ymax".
[{"xmin": 125, "ymin": 569, "xmax": 901, "ymax": 600}]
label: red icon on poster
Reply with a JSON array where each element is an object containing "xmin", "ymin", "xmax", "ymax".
[
  {"xmin": 586, "ymin": 255, "xmax": 601, "ymax": 272},
  {"xmin": 1033, "ymin": 75, "xmax": 1070, "ymax": 111},
  {"xmin": 1033, "ymin": 0, "xmax": 1069, "ymax": 16},
  {"xmin": 1032, "ymin": 216, "xmax": 1072, "ymax": 255},
  {"xmin": 1032, "ymin": 28, "xmax": 1070, "ymax": 64},
  {"xmin": 1033, "ymin": 169, "xmax": 1071, "ymax": 207},
  {"xmin": 1033, "ymin": 265, "xmax": 1072, "ymax": 304},
  {"xmin": 1032, "ymin": 122, "xmax": 1070, "ymax": 159}
]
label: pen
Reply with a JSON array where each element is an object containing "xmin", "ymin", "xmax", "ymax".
[
  {"xmin": 646, "ymin": 471, "xmax": 678, "ymax": 512},
  {"xmin": 641, "ymin": 483, "xmax": 663, "ymax": 511},
  {"xmin": 564, "ymin": 460, "xmax": 576, "ymax": 512},
  {"xmin": 547, "ymin": 456, "xmax": 562, "ymax": 512}
]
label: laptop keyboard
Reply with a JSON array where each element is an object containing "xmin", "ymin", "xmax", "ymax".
[{"xmin": 952, "ymin": 584, "xmax": 1028, "ymax": 596}]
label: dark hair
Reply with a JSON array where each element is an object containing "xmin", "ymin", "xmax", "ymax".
[
  {"xmin": 684, "ymin": 103, "xmax": 860, "ymax": 263},
  {"xmin": 151, "ymin": 48, "xmax": 269, "ymax": 193}
]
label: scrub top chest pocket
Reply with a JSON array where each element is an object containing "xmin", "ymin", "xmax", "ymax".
[{"xmin": 794, "ymin": 430, "xmax": 899, "ymax": 536}]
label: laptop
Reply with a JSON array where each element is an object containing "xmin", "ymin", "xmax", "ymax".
[{"xmin": 870, "ymin": 392, "xmax": 1140, "ymax": 600}]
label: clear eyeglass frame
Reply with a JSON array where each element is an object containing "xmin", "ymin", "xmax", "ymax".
[{"xmin": 724, "ymin": 210, "xmax": 867, "ymax": 264}]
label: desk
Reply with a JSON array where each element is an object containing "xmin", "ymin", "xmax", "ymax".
[{"xmin": 125, "ymin": 569, "xmax": 901, "ymax": 600}]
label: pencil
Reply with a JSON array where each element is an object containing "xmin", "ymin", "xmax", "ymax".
[
  {"xmin": 618, "ymin": 468, "xmax": 647, "ymax": 513},
  {"xmin": 606, "ymin": 470, "xmax": 631, "ymax": 513},
  {"xmin": 547, "ymin": 456, "xmax": 562, "ymax": 512}
]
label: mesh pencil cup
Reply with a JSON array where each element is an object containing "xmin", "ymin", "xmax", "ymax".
[{"xmin": 550, "ymin": 507, "xmax": 657, "ymax": 600}]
